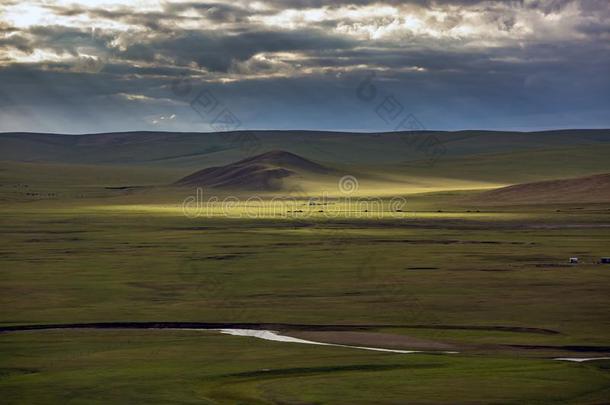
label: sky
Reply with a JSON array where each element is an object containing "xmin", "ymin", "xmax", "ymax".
[{"xmin": 0, "ymin": 0, "xmax": 608, "ymax": 134}]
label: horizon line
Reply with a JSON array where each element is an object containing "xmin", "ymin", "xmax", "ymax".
[{"xmin": 1, "ymin": 128, "xmax": 609, "ymax": 136}]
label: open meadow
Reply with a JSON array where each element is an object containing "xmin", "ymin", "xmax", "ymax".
[{"xmin": 1, "ymin": 131, "xmax": 610, "ymax": 403}]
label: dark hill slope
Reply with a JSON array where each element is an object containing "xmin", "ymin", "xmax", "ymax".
[
  {"xmin": 174, "ymin": 150, "xmax": 333, "ymax": 190},
  {"xmin": 472, "ymin": 173, "xmax": 610, "ymax": 204}
]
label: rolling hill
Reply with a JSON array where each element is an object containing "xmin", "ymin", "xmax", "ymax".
[
  {"xmin": 471, "ymin": 173, "xmax": 610, "ymax": 204},
  {"xmin": 174, "ymin": 150, "xmax": 334, "ymax": 190},
  {"xmin": 1, "ymin": 129, "xmax": 609, "ymax": 168},
  {"xmin": 2, "ymin": 130, "xmax": 610, "ymax": 197}
]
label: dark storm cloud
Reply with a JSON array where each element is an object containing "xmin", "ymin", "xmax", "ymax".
[
  {"xmin": 118, "ymin": 28, "xmax": 357, "ymax": 72},
  {"xmin": 0, "ymin": 0, "xmax": 609, "ymax": 132},
  {"xmin": 46, "ymin": 5, "xmax": 194, "ymax": 32},
  {"xmin": 0, "ymin": 24, "xmax": 116, "ymax": 61},
  {"xmin": 0, "ymin": 34, "xmax": 31, "ymax": 53},
  {"xmin": 576, "ymin": 20, "xmax": 610, "ymax": 38},
  {"xmin": 523, "ymin": 0, "xmax": 572, "ymax": 13},
  {"xmin": 0, "ymin": 22, "xmax": 17, "ymax": 33},
  {"xmin": 261, "ymin": 0, "xmax": 503, "ymax": 7},
  {"xmin": 28, "ymin": 25, "xmax": 111, "ymax": 56}
]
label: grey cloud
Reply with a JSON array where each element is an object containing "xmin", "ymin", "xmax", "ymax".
[
  {"xmin": 164, "ymin": 2, "xmax": 252, "ymax": 23},
  {"xmin": 261, "ymin": 0, "xmax": 496, "ymax": 8},
  {"xmin": 117, "ymin": 28, "xmax": 358, "ymax": 71},
  {"xmin": 524, "ymin": 0, "xmax": 573, "ymax": 14},
  {"xmin": 0, "ymin": 34, "xmax": 32, "ymax": 53},
  {"xmin": 0, "ymin": 0, "xmax": 609, "ymax": 133},
  {"xmin": 27, "ymin": 25, "xmax": 110, "ymax": 56},
  {"xmin": 576, "ymin": 20, "xmax": 610, "ymax": 38},
  {"xmin": 0, "ymin": 22, "xmax": 17, "ymax": 33}
]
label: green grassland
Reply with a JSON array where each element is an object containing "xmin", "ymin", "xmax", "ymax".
[
  {"xmin": 1, "ymin": 135, "xmax": 610, "ymax": 404},
  {"xmin": 2, "ymin": 329, "xmax": 610, "ymax": 404},
  {"xmin": 2, "ymin": 205, "xmax": 610, "ymax": 403}
]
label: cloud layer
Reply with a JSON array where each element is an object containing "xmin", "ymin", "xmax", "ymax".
[{"xmin": 0, "ymin": 0, "xmax": 608, "ymax": 133}]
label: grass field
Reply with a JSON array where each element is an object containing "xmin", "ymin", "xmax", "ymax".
[
  {"xmin": 1, "ymin": 137, "xmax": 610, "ymax": 404},
  {"xmin": 2, "ymin": 329, "xmax": 610, "ymax": 404},
  {"xmin": 2, "ymin": 198, "xmax": 610, "ymax": 403}
]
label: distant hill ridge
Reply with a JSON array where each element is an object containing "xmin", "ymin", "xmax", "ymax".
[{"xmin": 1, "ymin": 129, "xmax": 609, "ymax": 167}]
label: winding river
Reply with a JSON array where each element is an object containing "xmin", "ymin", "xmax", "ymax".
[{"xmin": 2, "ymin": 322, "xmax": 609, "ymax": 361}]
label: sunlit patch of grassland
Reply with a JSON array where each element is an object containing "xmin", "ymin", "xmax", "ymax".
[
  {"xmin": 291, "ymin": 175, "xmax": 506, "ymax": 197},
  {"xmin": 87, "ymin": 201, "xmax": 529, "ymax": 221}
]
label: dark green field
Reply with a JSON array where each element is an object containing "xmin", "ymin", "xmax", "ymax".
[{"xmin": 1, "ymin": 130, "xmax": 610, "ymax": 403}]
